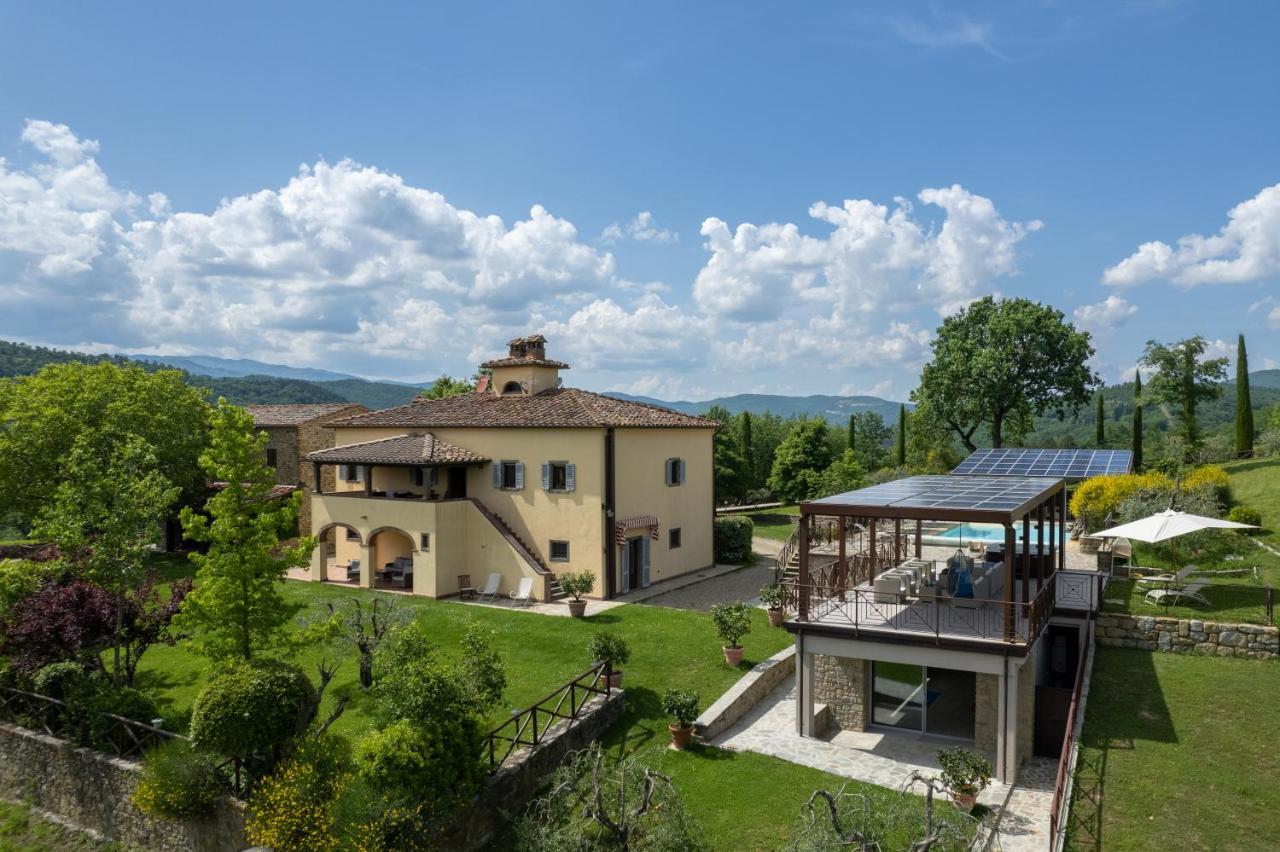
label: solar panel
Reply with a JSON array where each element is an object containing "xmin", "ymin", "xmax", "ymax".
[
  {"xmin": 812, "ymin": 475, "xmax": 1061, "ymax": 516},
  {"xmin": 951, "ymin": 448, "xmax": 1132, "ymax": 481}
]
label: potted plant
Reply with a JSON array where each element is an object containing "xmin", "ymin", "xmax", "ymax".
[
  {"xmin": 588, "ymin": 631, "xmax": 630, "ymax": 689},
  {"xmin": 936, "ymin": 746, "xmax": 991, "ymax": 810},
  {"xmin": 661, "ymin": 687, "xmax": 700, "ymax": 750},
  {"xmin": 561, "ymin": 571, "xmax": 596, "ymax": 617},
  {"xmin": 710, "ymin": 601, "xmax": 752, "ymax": 667},
  {"xmin": 759, "ymin": 584, "xmax": 785, "ymax": 627}
]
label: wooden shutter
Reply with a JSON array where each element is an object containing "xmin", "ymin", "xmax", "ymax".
[
  {"xmin": 492, "ymin": 464, "xmax": 502, "ymax": 489},
  {"xmin": 541, "ymin": 462, "xmax": 550, "ymax": 490},
  {"xmin": 620, "ymin": 544, "xmax": 630, "ymax": 594},
  {"xmin": 565, "ymin": 463, "xmax": 576, "ymax": 492},
  {"xmin": 641, "ymin": 537, "xmax": 651, "ymax": 588},
  {"xmin": 665, "ymin": 458, "xmax": 674, "ymax": 486},
  {"xmin": 515, "ymin": 462, "xmax": 525, "ymax": 490},
  {"xmin": 677, "ymin": 459, "xmax": 685, "ymax": 484}
]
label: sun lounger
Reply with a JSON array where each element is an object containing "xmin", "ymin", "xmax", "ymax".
[
  {"xmin": 1144, "ymin": 581, "xmax": 1210, "ymax": 608},
  {"xmin": 510, "ymin": 576, "xmax": 534, "ymax": 607},
  {"xmin": 478, "ymin": 572, "xmax": 502, "ymax": 602}
]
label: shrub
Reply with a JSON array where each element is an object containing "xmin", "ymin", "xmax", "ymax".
[
  {"xmin": 661, "ymin": 688, "xmax": 700, "ymax": 727},
  {"xmin": 30, "ymin": 661, "xmax": 88, "ymax": 699},
  {"xmin": 710, "ymin": 601, "xmax": 753, "ymax": 649},
  {"xmin": 559, "ymin": 571, "xmax": 596, "ymax": 602},
  {"xmin": 1227, "ymin": 505, "xmax": 1262, "ymax": 528},
  {"xmin": 587, "ymin": 631, "xmax": 630, "ymax": 668},
  {"xmin": 1070, "ymin": 473, "xmax": 1173, "ymax": 530},
  {"xmin": 134, "ymin": 739, "xmax": 225, "ymax": 819},
  {"xmin": 247, "ymin": 735, "xmax": 351, "ymax": 852},
  {"xmin": 1183, "ymin": 464, "xmax": 1231, "ymax": 505},
  {"xmin": 0, "ymin": 559, "xmax": 61, "ymax": 616},
  {"xmin": 759, "ymin": 584, "xmax": 783, "ymax": 609},
  {"xmin": 372, "ymin": 620, "xmax": 505, "ymax": 725},
  {"xmin": 713, "ymin": 515, "xmax": 753, "ymax": 563},
  {"xmin": 937, "ymin": 746, "xmax": 991, "ymax": 794},
  {"xmin": 189, "ymin": 660, "xmax": 315, "ymax": 760}
]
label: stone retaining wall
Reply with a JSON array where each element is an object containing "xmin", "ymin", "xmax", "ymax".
[
  {"xmin": 695, "ymin": 646, "xmax": 795, "ymax": 741},
  {"xmin": 813, "ymin": 655, "xmax": 870, "ymax": 731},
  {"xmin": 0, "ymin": 722, "xmax": 246, "ymax": 851},
  {"xmin": 1097, "ymin": 614, "xmax": 1279, "ymax": 658}
]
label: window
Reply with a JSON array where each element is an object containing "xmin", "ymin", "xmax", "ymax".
[
  {"xmin": 344, "ymin": 464, "xmax": 365, "ymax": 483},
  {"xmin": 501, "ymin": 380, "xmax": 523, "ymax": 395},
  {"xmin": 665, "ymin": 457, "xmax": 685, "ymax": 486},
  {"xmin": 420, "ymin": 532, "xmax": 430, "ymax": 551},
  {"xmin": 494, "ymin": 460, "xmax": 524, "ymax": 491},
  {"xmin": 669, "ymin": 528, "xmax": 682, "ymax": 549},
  {"xmin": 541, "ymin": 461, "xmax": 575, "ymax": 492},
  {"xmin": 346, "ymin": 529, "xmax": 360, "ymax": 542},
  {"xmin": 411, "ymin": 468, "xmax": 424, "ymax": 487},
  {"xmin": 549, "ymin": 540, "xmax": 570, "ymax": 562},
  {"xmin": 265, "ymin": 447, "xmax": 278, "ymax": 469}
]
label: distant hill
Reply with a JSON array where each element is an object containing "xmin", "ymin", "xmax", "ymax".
[
  {"xmin": 130, "ymin": 353, "xmax": 362, "ymax": 383},
  {"xmin": 1251, "ymin": 369, "xmax": 1280, "ymax": 389},
  {"xmin": 0, "ymin": 340, "xmax": 425, "ymax": 409},
  {"xmin": 605, "ymin": 392, "xmax": 907, "ymax": 424}
]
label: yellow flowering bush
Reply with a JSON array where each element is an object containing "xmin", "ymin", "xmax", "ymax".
[
  {"xmin": 1182, "ymin": 464, "xmax": 1231, "ymax": 505},
  {"xmin": 1070, "ymin": 472, "xmax": 1173, "ymax": 530},
  {"xmin": 246, "ymin": 735, "xmax": 351, "ymax": 852}
]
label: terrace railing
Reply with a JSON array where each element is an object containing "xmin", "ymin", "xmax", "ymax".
[
  {"xmin": 1049, "ymin": 624, "xmax": 1094, "ymax": 847},
  {"xmin": 0, "ymin": 686, "xmax": 181, "ymax": 761},
  {"xmin": 485, "ymin": 660, "xmax": 613, "ymax": 773}
]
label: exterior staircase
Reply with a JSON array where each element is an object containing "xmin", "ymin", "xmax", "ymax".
[{"xmin": 468, "ymin": 499, "xmax": 567, "ymax": 601}]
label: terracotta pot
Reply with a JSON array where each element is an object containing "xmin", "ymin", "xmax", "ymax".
[
  {"xmin": 599, "ymin": 669, "xmax": 623, "ymax": 689},
  {"xmin": 723, "ymin": 645, "xmax": 744, "ymax": 667},
  {"xmin": 767, "ymin": 607, "xmax": 785, "ymax": 628},
  {"xmin": 669, "ymin": 723, "xmax": 694, "ymax": 750},
  {"xmin": 568, "ymin": 599, "xmax": 587, "ymax": 618},
  {"xmin": 952, "ymin": 789, "xmax": 978, "ymax": 811}
]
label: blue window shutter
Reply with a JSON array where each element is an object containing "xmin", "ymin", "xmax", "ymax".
[
  {"xmin": 677, "ymin": 459, "xmax": 685, "ymax": 484},
  {"xmin": 492, "ymin": 464, "xmax": 502, "ymax": 489},
  {"xmin": 515, "ymin": 462, "xmax": 524, "ymax": 490},
  {"xmin": 665, "ymin": 458, "xmax": 674, "ymax": 486},
  {"xmin": 641, "ymin": 537, "xmax": 651, "ymax": 588},
  {"xmin": 566, "ymin": 463, "xmax": 576, "ymax": 492},
  {"xmin": 541, "ymin": 462, "xmax": 550, "ymax": 490},
  {"xmin": 620, "ymin": 545, "xmax": 630, "ymax": 594}
]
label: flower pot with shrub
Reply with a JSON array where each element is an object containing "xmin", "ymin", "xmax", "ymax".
[
  {"xmin": 710, "ymin": 601, "xmax": 752, "ymax": 666},
  {"xmin": 759, "ymin": 584, "xmax": 785, "ymax": 627},
  {"xmin": 661, "ymin": 687, "xmax": 699, "ymax": 750},
  {"xmin": 588, "ymin": 631, "xmax": 630, "ymax": 689},
  {"xmin": 560, "ymin": 572, "xmax": 596, "ymax": 617},
  {"xmin": 937, "ymin": 746, "xmax": 991, "ymax": 810}
]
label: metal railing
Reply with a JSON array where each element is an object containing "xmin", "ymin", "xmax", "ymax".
[
  {"xmin": 485, "ymin": 660, "xmax": 613, "ymax": 772},
  {"xmin": 0, "ymin": 685, "xmax": 180, "ymax": 760},
  {"xmin": 1049, "ymin": 625, "xmax": 1094, "ymax": 845}
]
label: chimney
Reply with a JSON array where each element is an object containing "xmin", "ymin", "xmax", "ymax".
[{"xmin": 475, "ymin": 375, "xmax": 490, "ymax": 394}]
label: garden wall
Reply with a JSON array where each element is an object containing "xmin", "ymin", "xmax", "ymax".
[
  {"xmin": 0, "ymin": 722, "xmax": 246, "ymax": 851},
  {"xmin": 696, "ymin": 646, "xmax": 795, "ymax": 740},
  {"xmin": 1096, "ymin": 614, "xmax": 1279, "ymax": 659}
]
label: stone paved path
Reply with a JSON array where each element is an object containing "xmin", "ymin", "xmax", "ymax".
[
  {"xmin": 711, "ymin": 680, "xmax": 1054, "ymax": 851},
  {"xmin": 637, "ymin": 558, "xmax": 776, "ymax": 612}
]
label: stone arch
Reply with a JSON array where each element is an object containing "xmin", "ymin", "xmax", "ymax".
[
  {"xmin": 501, "ymin": 380, "xmax": 523, "ymax": 395},
  {"xmin": 368, "ymin": 526, "xmax": 418, "ymax": 550},
  {"xmin": 316, "ymin": 522, "xmax": 364, "ymax": 546}
]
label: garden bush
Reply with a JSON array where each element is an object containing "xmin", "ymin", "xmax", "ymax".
[
  {"xmin": 0, "ymin": 559, "xmax": 61, "ymax": 616},
  {"xmin": 710, "ymin": 601, "xmax": 752, "ymax": 649},
  {"xmin": 1183, "ymin": 464, "xmax": 1231, "ymax": 505},
  {"xmin": 1070, "ymin": 472, "xmax": 1173, "ymax": 530},
  {"xmin": 587, "ymin": 631, "xmax": 631, "ymax": 669},
  {"xmin": 247, "ymin": 734, "xmax": 352, "ymax": 852},
  {"xmin": 133, "ymin": 739, "xmax": 225, "ymax": 820},
  {"xmin": 189, "ymin": 660, "xmax": 315, "ymax": 760},
  {"xmin": 661, "ymin": 688, "xmax": 700, "ymax": 727},
  {"xmin": 713, "ymin": 515, "xmax": 753, "ymax": 563},
  {"xmin": 1226, "ymin": 505, "xmax": 1262, "ymax": 528}
]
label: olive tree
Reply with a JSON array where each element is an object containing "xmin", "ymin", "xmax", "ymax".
[{"xmin": 1140, "ymin": 336, "xmax": 1228, "ymax": 456}]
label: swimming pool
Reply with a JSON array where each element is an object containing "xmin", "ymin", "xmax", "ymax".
[{"xmin": 934, "ymin": 522, "xmax": 1061, "ymax": 545}]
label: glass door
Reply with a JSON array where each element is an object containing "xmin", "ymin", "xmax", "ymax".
[{"xmin": 872, "ymin": 662, "xmax": 925, "ymax": 730}]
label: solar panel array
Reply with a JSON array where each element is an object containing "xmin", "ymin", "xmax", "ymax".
[
  {"xmin": 815, "ymin": 475, "xmax": 1061, "ymax": 514},
  {"xmin": 951, "ymin": 448, "xmax": 1132, "ymax": 480}
]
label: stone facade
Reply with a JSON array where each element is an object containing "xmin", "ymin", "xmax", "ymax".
[
  {"xmin": 974, "ymin": 672, "xmax": 998, "ymax": 753},
  {"xmin": 0, "ymin": 722, "xmax": 246, "ymax": 851},
  {"xmin": 1096, "ymin": 614, "xmax": 1279, "ymax": 659},
  {"xmin": 256, "ymin": 406, "xmax": 364, "ymax": 535},
  {"xmin": 813, "ymin": 655, "xmax": 870, "ymax": 731},
  {"xmin": 1016, "ymin": 656, "xmax": 1034, "ymax": 767}
]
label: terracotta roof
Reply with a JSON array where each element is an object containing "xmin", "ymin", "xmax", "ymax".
[
  {"xmin": 246, "ymin": 403, "xmax": 367, "ymax": 427},
  {"xmin": 332, "ymin": 388, "xmax": 718, "ymax": 430},
  {"xmin": 478, "ymin": 356, "xmax": 570, "ymax": 369},
  {"xmin": 306, "ymin": 433, "xmax": 489, "ymax": 465}
]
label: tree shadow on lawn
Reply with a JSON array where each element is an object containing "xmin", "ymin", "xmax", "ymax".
[
  {"xmin": 1083, "ymin": 648, "xmax": 1176, "ymax": 747},
  {"xmin": 747, "ymin": 511, "xmax": 795, "ymax": 534}
]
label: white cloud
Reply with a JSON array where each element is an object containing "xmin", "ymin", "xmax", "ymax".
[
  {"xmin": 1263, "ymin": 357, "xmax": 1279, "ymax": 370},
  {"xmin": 1252, "ymin": 296, "xmax": 1280, "ymax": 330},
  {"xmin": 1103, "ymin": 183, "xmax": 1280, "ymax": 287},
  {"xmin": 539, "ymin": 294, "xmax": 711, "ymax": 371},
  {"xmin": 839, "ymin": 379, "xmax": 895, "ymax": 399},
  {"xmin": 693, "ymin": 185, "xmax": 1041, "ymax": 321},
  {"xmin": 884, "ymin": 10, "xmax": 1006, "ymax": 60},
  {"xmin": 600, "ymin": 210, "xmax": 676, "ymax": 244},
  {"xmin": 1073, "ymin": 295, "xmax": 1138, "ymax": 331}
]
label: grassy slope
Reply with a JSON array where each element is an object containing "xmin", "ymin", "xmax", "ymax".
[
  {"xmin": 136, "ymin": 575, "xmax": 877, "ymax": 849},
  {"xmin": 743, "ymin": 505, "xmax": 800, "ymax": 542},
  {"xmin": 1076, "ymin": 648, "xmax": 1280, "ymax": 851},
  {"xmin": 1224, "ymin": 457, "xmax": 1280, "ymax": 548},
  {"xmin": 0, "ymin": 801, "xmax": 114, "ymax": 851}
]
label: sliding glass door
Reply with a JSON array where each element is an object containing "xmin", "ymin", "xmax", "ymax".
[
  {"xmin": 872, "ymin": 662, "xmax": 925, "ymax": 730},
  {"xmin": 872, "ymin": 663, "xmax": 975, "ymax": 740}
]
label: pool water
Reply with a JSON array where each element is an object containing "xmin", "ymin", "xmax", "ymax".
[{"xmin": 936, "ymin": 522, "xmax": 1061, "ymax": 545}]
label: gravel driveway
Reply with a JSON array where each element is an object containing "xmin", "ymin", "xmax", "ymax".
[{"xmin": 638, "ymin": 556, "xmax": 776, "ymax": 612}]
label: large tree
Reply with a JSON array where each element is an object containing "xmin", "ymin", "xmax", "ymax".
[
  {"xmin": 1095, "ymin": 392, "xmax": 1105, "ymax": 447},
  {"xmin": 175, "ymin": 400, "xmax": 313, "ymax": 661},
  {"xmin": 0, "ymin": 362, "xmax": 209, "ymax": 531},
  {"xmin": 912, "ymin": 297, "xmax": 1098, "ymax": 450},
  {"xmin": 1236, "ymin": 334, "xmax": 1254, "ymax": 458},
  {"xmin": 706, "ymin": 405, "xmax": 748, "ymax": 503},
  {"xmin": 895, "ymin": 404, "xmax": 907, "ymax": 467},
  {"xmin": 849, "ymin": 411, "xmax": 891, "ymax": 472},
  {"xmin": 1140, "ymin": 336, "xmax": 1228, "ymax": 455},
  {"xmin": 1132, "ymin": 370, "xmax": 1144, "ymax": 471},
  {"xmin": 738, "ymin": 412, "xmax": 756, "ymax": 491},
  {"xmin": 417, "ymin": 373, "xmax": 475, "ymax": 399},
  {"xmin": 768, "ymin": 419, "xmax": 834, "ymax": 503}
]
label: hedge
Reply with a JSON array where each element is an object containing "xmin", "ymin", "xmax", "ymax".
[{"xmin": 713, "ymin": 515, "xmax": 754, "ymax": 563}]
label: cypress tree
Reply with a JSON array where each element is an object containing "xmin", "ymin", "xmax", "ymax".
[
  {"xmin": 1236, "ymin": 334, "xmax": 1254, "ymax": 458},
  {"xmin": 1095, "ymin": 392, "xmax": 1105, "ymax": 447},
  {"xmin": 896, "ymin": 404, "xmax": 907, "ymax": 467},
  {"xmin": 739, "ymin": 412, "xmax": 756, "ymax": 489},
  {"xmin": 1132, "ymin": 371, "xmax": 1143, "ymax": 471},
  {"xmin": 847, "ymin": 413, "xmax": 856, "ymax": 454}
]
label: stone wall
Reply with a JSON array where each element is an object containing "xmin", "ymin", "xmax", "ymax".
[
  {"xmin": 1016, "ymin": 656, "xmax": 1034, "ymax": 766},
  {"xmin": 0, "ymin": 722, "xmax": 246, "ymax": 852},
  {"xmin": 1096, "ymin": 614, "xmax": 1279, "ymax": 659},
  {"xmin": 974, "ymin": 673, "xmax": 998, "ymax": 753},
  {"xmin": 813, "ymin": 655, "xmax": 870, "ymax": 731},
  {"xmin": 696, "ymin": 646, "xmax": 794, "ymax": 741}
]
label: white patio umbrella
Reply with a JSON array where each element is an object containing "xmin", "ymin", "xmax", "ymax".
[{"xmin": 1093, "ymin": 508, "xmax": 1257, "ymax": 566}]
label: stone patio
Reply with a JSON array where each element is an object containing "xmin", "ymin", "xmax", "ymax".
[{"xmin": 710, "ymin": 679, "xmax": 1055, "ymax": 851}]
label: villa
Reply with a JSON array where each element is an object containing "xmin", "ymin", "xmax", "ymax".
[
  {"xmin": 783, "ymin": 449, "xmax": 1130, "ymax": 785},
  {"xmin": 300, "ymin": 335, "xmax": 717, "ymax": 602}
]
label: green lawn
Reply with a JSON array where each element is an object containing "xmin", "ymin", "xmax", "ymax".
[
  {"xmin": 0, "ymin": 801, "xmax": 115, "ymax": 851},
  {"xmin": 1224, "ymin": 457, "xmax": 1280, "ymax": 548},
  {"xmin": 743, "ymin": 504, "xmax": 799, "ymax": 542},
  {"xmin": 136, "ymin": 576, "xmax": 882, "ymax": 849},
  {"xmin": 1100, "ymin": 577, "xmax": 1273, "ymax": 625},
  {"xmin": 1073, "ymin": 647, "xmax": 1280, "ymax": 851}
]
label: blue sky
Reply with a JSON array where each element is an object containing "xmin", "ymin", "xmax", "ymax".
[{"xmin": 0, "ymin": 1, "xmax": 1277, "ymax": 400}]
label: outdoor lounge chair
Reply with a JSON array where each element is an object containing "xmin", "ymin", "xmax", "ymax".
[
  {"xmin": 1144, "ymin": 581, "xmax": 1210, "ymax": 608},
  {"xmin": 391, "ymin": 568, "xmax": 413, "ymax": 590},
  {"xmin": 510, "ymin": 576, "xmax": 534, "ymax": 607},
  {"xmin": 478, "ymin": 572, "xmax": 502, "ymax": 601},
  {"xmin": 1136, "ymin": 565, "xmax": 1197, "ymax": 586},
  {"xmin": 346, "ymin": 560, "xmax": 361, "ymax": 583}
]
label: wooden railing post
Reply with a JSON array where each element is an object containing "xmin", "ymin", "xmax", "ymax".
[{"xmin": 798, "ymin": 512, "xmax": 810, "ymax": 621}]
